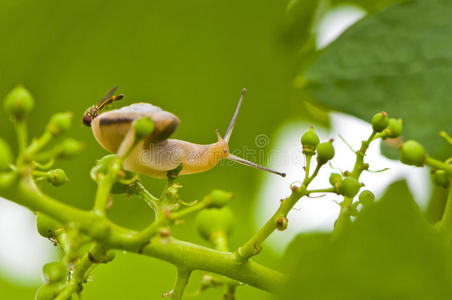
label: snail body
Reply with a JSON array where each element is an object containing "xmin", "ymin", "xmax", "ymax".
[
  {"xmin": 122, "ymin": 138, "xmax": 228, "ymax": 178},
  {"xmin": 84, "ymin": 88, "xmax": 285, "ymax": 178}
]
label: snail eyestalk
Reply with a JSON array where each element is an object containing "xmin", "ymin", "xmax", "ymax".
[
  {"xmin": 224, "ymin": 89, "xmax": 246, "ymax": 143},
  {"xmin": 221, "ymin": 89, "xmax": 286, "ymax": 177},
  {"xmin": 226, "ymin": 154, "xmax": 286, "ymax": 177}
]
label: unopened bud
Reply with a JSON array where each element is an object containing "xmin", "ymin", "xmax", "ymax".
[
  {"xmin": 47, "ymin": 169, "xmax": 68, "ymax": 186},
  {"xmin": 206, "ymin": 190, "xmax": 233, "ymax": 208},
  {"xmin": 4, "ymin": 86, "xmax": 34, "ymax": 120},
  {"xmin": 47, "ymin": 112, "xmax": 73, "ymax": 136},
  {"xmin": 134, "ymin": 117, "xmax": 154, "ymax": 141}
]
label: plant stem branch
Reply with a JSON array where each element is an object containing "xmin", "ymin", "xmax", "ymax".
[
  {"xmin": 425, "ymin": 156, "xmax": 452, "ymax": 175},
  {"xmin": 210, "ymin": 231, "xmax": 229, "ymax": 252},
  {"xmin": 333, "ymin": 131, "xmax": 376, "ymax": 239},
  {"xmin": 142, "ymin": 238, "xmax": 285, "ymax": 293},
  {"xmin": 438, "ymin": 186, "xmax": 452, "ymax": 232},
  {"xmin": 306, "ymin": 187, "xmax": 336, "ymax": 194},
  {"xmin": 93, "ymin": 159, "xmax": 121, "ymax": 216},
  {"xmin": 236, "ymin": 189, "xmax": 306, "ymax": 260},
  {"xmin": 55, "ymin": 244, "xmax": 99, "ymax": 300},
  {"xmin": 0, "ymin": 175, "xmax": 286, "ymax": 292},
  {"xmin": 303, "ymin": 154, "xmax": 312, "ymax": 183},
  {"xmin": 236, "ymin": 150, "xmax": 324, "ymax": 261},
  {"xmin": 170, "ymin": 201, "xmax": 209, "ymax": 220},
  {"xmin": 15, "ymin": 120, "xmax": 28, "ymax": 162},
  {"xmin": 133, "ymin": 180, "xmax": 160, "ymax": 213},
  {"xmin": 210, "ymin": 231, "xmax": 240, "ymax": 299},
  {"xmin": 306, "ymin": 163, "xmax": 322, "ymax": 186},
  {"xmin": 170, "ymin": 267, "xmax": 191, "ymax": 300},
  {"xmin": 26, "ymin": 131, "xmax": 52, "ymax": 158}
]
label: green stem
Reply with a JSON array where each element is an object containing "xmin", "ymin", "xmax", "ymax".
[
  {"xmin": 170, "ymin": 201, "xmax": 209, "ymax": 220},
  {"xmin": 132, "ymin": 216, "xmax": 165, "ymax": 247},
  {"xmin": 0, "ymin": 175, "xmax": 286, "ymax": 293},
  {"xmin": 438, "ymin": 186, "xmax": 452, "ymax": 232},
  {"xmin": 31, "ymin": 170, "xmax": 49, "ymax": 178},
  {"xmin": 332, "ymin": 196, "xmax": 353, "ymax": 239},
  {"xmin": 142, "ymin": 238, "xmax": 285, "ymax": 293},
  {"xmin": 170, "ymin": 267, "xmax": 191, "ymax": 300},
  {"xmin": 236, "ymin": 189, "xmax": 306, "ymax": 260},
  {"xmin": 440, "ymin": 131, "xmax": 452, "ymax": 145},
  {"xmin": 132, "ymin": 199, "xmax": 210, "ymax": 249},
  {"xmin": 237, "ymin": 150, "xmax": 323, "ymax": 261},
  {"xmin": 93, "ymin": 159, "xmax": 121, "ymax": 216},
  {"xmin": 306, "ymin": 187, "xmax": 336, "ymax": 194},
  {"xmin": 133, "ymin": 180, "xmax": 160, "ymax": 213},
  {"xmin": 303, "ymin": 154, "xmax": 312, "ymax": 184},
  {"xmin": 425, "ymin": 156, "xmax": 452, "ymax": 175},
  {"xmin": 210, "ymin": 231, "xmax": 240, "ymax": 299},
  {"xmin": 210, "ymin": 231, "xmax": 229, "ymax": 252},
  {"xmin": 15, "ymin": 120, "xmax": 28, "ymax": 162},
  {"xmin": 26, "ymin": 131, "xmax": 52, "ymax": 158},
  {"xmin": 161, "ymin": 178, "xmax": 176, "ymax": 203},
  {"xmin": 306, "ymin": 163, "xmax": 322, "ymax": 186},
  {"xmin": 93, "ymin": 174, "xmax": 114, "ymax": 216},
  {"xmin": 333, "ymin": 131, "xmax": 376, "ymax": 238},
  {"xmin": 55, "ymin": 244, "xmax": 99, "ymax": 300}
]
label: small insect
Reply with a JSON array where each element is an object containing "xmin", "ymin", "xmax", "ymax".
[
  {"xmin": 82, "ymin": 86, "xmax": 124, "ymax": 127},
  {"xmin": 83, "ymin": 88, "xmax": 286, "ymax": 178}
]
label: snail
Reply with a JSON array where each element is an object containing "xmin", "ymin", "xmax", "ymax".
[{"xmin": 83, "ymin": 87, "xmax": 286, "ymax": 178}]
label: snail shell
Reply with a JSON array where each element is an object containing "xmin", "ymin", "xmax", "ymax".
[{"xmin": 91, "ymin": 103, "xmax": 180, "ymax": 153}]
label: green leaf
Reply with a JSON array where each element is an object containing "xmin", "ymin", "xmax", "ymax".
[
  {"xmin": 330, "ymin": 0, "xmax": 409, "ymax": 13},
  {"xmin": 281, "ymin": 232, "xmax": 331, "ymax": 273},
  {"xmin": 278, "ymin": 180, "xmax": 452, "ymax": 299},
  {"xmin": 302, "ymin": 0, "xmax": 452, "ymax": 159}
]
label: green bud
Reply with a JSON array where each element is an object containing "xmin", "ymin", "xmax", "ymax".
[
  {"xmin": 316, "ymin": 140, "xmax": 335, "ymax": 165},
  {"xmin": 134, "ymin": 117, "xmax": 154, "ymax": 141},
  {"xmin": 4, "ymin": 86, "xmax": 34, "ymax": 120},
  {"xmin": 329, "ymin": 173, "xmax": 342, "ymax": 186},
  {"xmin": 47, "ymin": 112, "xmax": 73, "ymax": 136},
  {"xmin": 358, "ymin": 190, "xmax": 375, "ymax": 206},
  {"xmin": 432, "ymin": 170, "xmax": 450, "ymax": 188},
  {"xmin": 36, "ymin": 213, "xmax": 60, "ymax": 238},
  {"xmin": 399, "ymin": 140, "xmax": 426, "ymax": 167},
  {"xmin": 384, "ymin": 118, "xmax": 403, "ymax": 138},
  {"xmin": 371, "ymin": 112, "xmax": 389, "ymax": 133},
  {"xmin": 56, "ymin": 138, "xmax": 84, "ymax": 159},
  {"xmin": 206, "ymin": 190, "xmax": 233, "ymax": 208},
  {"xmin": 35, "ymin": 283, "xmax": 63, "ymax": 300},
  {"xmin": 0, "ymin": 138, "xmax": 13, "ymax": 171},
  {"xmin": 196, "ymin": 207, "xmax": 235, "ymax": 241},
  {"xmin": 301, "ymin": 127, "xmax": 320, "ymax": 155},
  {"xmin": 340, "ymin": 177, "xmax": 362, "ymax": 198},
  {"xmin": 93, "ymin": 154, "xmax": 116, "ymax": 174},
  {"xmin": 43, "ymin": 262, "xmax": 66, "ymax": 283},
  {"xmin": 47, "ymin": 169, "xmax": 68, "ymax": 186}
]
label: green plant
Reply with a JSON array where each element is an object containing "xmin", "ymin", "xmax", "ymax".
[{"xmin": 1, "ymin": 87, "xmax": 450, "ymax": 300}]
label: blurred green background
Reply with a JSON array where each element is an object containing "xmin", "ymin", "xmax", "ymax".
[
  {"xmin": 2, "ymin": 0, "xmax": 452, "ymax": 299},
  {"xmin": 0, "ymin": 0, "xmax": 299, "ymax": 299}
]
